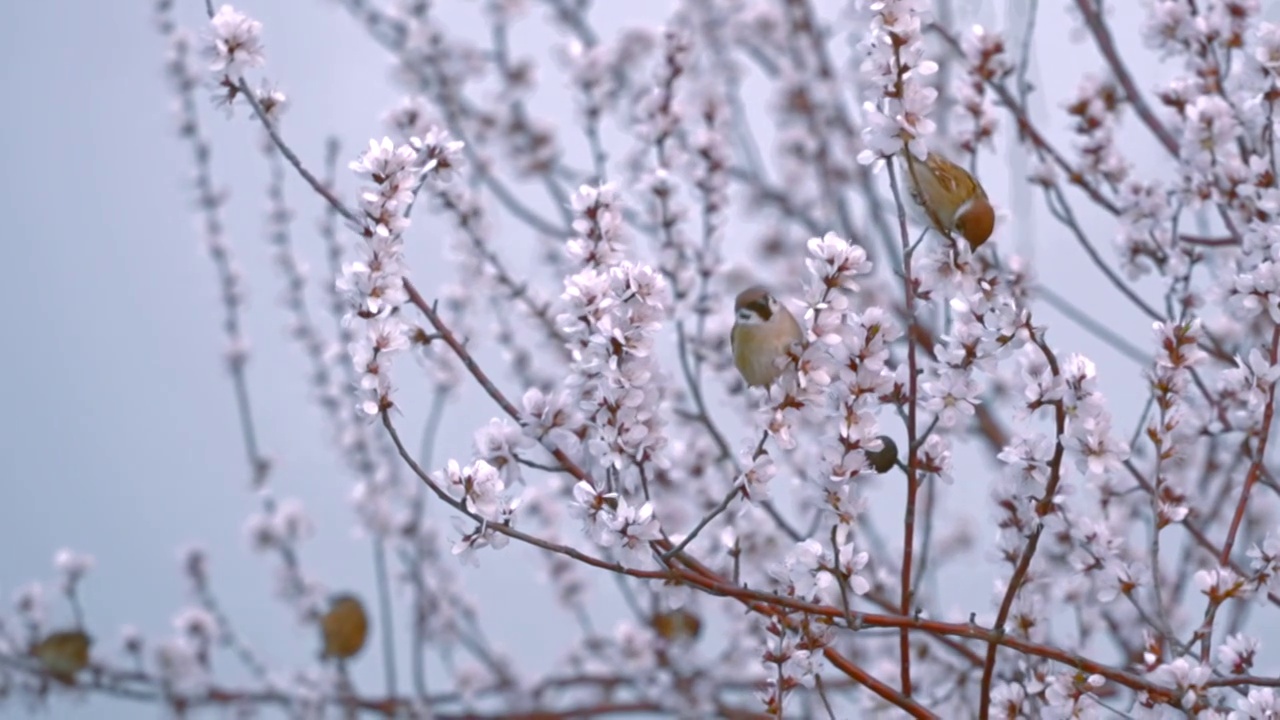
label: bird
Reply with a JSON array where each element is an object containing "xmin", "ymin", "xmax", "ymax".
[
  {"xmin": 900, "ymin": 150, "xmax": 995, "ymax": 251},
  {"xmin": 652, "ymin": 609, "xmax": 702, "ymax": 643},
  {"xmin": 731, "ymin": 286, "xmax": 805, "ymax": 389},
  {"xmin": 866, "ymin": 435, "xmax": 899, "ymax": 474},
  {"xmin": 319, "ymin": 593, "xmax": 368, "ymax": 662},
  {"xmin": 31, "ymin": 629, "xmax": 92, "ymax": 684}
]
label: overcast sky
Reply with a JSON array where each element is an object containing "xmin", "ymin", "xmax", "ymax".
[{"xmin": 2, "ymin": 1, "xmax": 1277, "ymax": 718}]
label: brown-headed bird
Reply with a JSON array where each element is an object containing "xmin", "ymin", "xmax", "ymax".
[
  {"xmin": 731, "ymin": 286, "xmax": 804, "ymax": 389},
  {"xmin": 32, "ymin": 629, "xmax": 92, "ymax": 684},
  {"xmin": 319, "ymin": 594, "xmax": 368, "ymax": 662},
  {"xmin": 901, "ymin": 150, "xmax": 995, "ymax": 251}
]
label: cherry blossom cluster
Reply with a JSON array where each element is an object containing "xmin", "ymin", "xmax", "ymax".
[
  {"xmin": 438, "ymin": 459, "xmax": 519, "ymax": 562},
  {"xmin": 570, "ymin": 480, "xmax": 663, "ymax": 567},
  {"xmin": 635, "ymin": 29, "xmax": 698, "ymax": 304},
  {"xmin": 1064, "ymin": 73, "xmax": 1129, "ymax": 187},
  {"xmin": 1115, "ymin": 175, "xmax": 1183, "ymax": 280},
  {"xmin": 797, "ymin": 232, "xmax": 888, "ymax": 487},
  {"xmin": 1146, "ymin": 320, "xmax": 1204, "ymax": 528},
  {"xmin": 855, "ymin": 0, "xmax": 939, "ymax": 162},
  {"xmin": 266, "ymin": 141, "xmax": 421, "ymax": 548},
  {"xmin": 340, "ymin": 130, "xmax": 464, "ymax": 417},
  {"xmin": 772, "ymin": 526, "xmax": 872, "ymax": 609},
  {"xmin": 556, "ymin": 185, "xmax": 671, "ymax": 495},
  {"xmin": 206, "ymin": 3, "xmax": 288, "ymax": 116},
  {"xmin": 756, "ymin": 613, "xmax": 824, "ymax": 715},
  {"xmin": 208, "ymin": 4, "xmax": 263, "ymax": 79},
  {"xmin": 950, "ymin": 25, "xmax": 1010, "ymax": 154}
]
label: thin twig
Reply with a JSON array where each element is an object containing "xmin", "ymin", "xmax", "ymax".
[
  {"xmin": 885, "ymin": 148, "xmax": 920, "ymax": 699},
  {"xmin": 1217, "ymin": 324, "xmax": 1280, "ymax": 565},
  {"xmin": 1073, "ymin": 0, "xmax": 1178, "ymax": 156},
  {"xmin": 977, "ymin": 335, "xmax": 1068, "ymax": 719}
]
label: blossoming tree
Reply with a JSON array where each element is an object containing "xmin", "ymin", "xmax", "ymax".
[{"xmin": 5, "ymin": 0, "xmax": 1280, "ymax": 717}]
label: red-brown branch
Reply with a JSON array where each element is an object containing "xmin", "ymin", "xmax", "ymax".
[
  {"xmin": 978, "ymin": 335, "xmax": 1068, "ymax": 719},
  {"xmin": 1219, "ymin": 324, "xmax": 1280, "ymax": 565},
  {"xmin": 1073, "ymin": 0, "xmax": 1179, "ymax": 157}
]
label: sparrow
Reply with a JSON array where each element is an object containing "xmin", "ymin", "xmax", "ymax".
[
  {"xmin": 731, "ymin": 286, "xmax": 804, "ymax": 388},
  {"xmin": 652, "ymin": 609, "xmax": 702, "ymax": 643},
  {"xmin": 32, "ymin": 629, "xmax": 92, "ymax": 684},
  {"xmin": 901, "ymin": 150, "xmax": 995, "ymax": 251},
  {"xmin": 866, "ymin": 435, "xmax": 898, "ymax": 474},
  {"xmin": 319, "ymin": 593, "xmax": 368, "ymax": 662}
]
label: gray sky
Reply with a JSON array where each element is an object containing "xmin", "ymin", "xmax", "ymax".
[{"xmin": 1, "ymin": 1, "xmax": 1276, "ymax": 717}]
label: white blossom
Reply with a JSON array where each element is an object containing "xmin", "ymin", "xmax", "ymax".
[
  {"xmin": 53, "ymin": 549, "xmax": 94, "ymax": 593},
  {"xmin": 208, "ymin": 5, "xmax": 264, "ymax": 78}
]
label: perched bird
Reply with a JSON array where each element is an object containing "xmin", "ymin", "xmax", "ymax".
[
  {"xmin": 866, "ymin": 435, "xmax": 899, "ymax": 474},
  {"xmin": 731, "ymin": 286, "xmax": 805, "ymax": 389},
  {"xmin": 900, "ymin": 150, "xmax": 995, "ymax": 251},
  {"xmin": 652, "ymin": 609, "xmax": 702, "ymax": 643},
  {"xmin": 319, "ymin": 594, "xmax": 368, "ymax": 662},
  {"xmin": 32, "ymin": 629, "xmax": 92, "ymax": 684}
]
